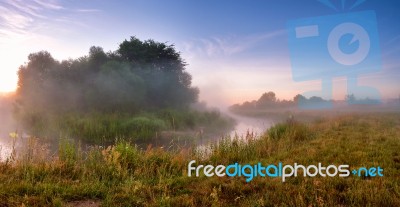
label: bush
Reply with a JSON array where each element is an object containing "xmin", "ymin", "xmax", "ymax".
[
  {"xmin": 267, "ymin": 121, "xmax": 313, "ymax": 141},
  {"xmin": 122, "ymin": 117, "xmax": 166, "ymax": 140},
  {"xmin": 268, "ymin": 123, "xmax": 288, "ymax": 140}
]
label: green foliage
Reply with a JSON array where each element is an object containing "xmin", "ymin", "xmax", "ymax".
[
  {"xmin": 267, "ymin": 120, "xmax": 313, "ymax": 141},
  {"xmin": 121, "ymin": 117, "xmax": 166, "ymax": 140},
  {"xmin": 58, "ymin": 139, "xmax": 78, "ymax": 166},
  {"xmin": 58, "ymin": 114, "xmax": 167, "ymax": 143},
  {"xmin": 19, "ymin": 109, "xmax": 233, "ymax": 143},
  {"xmin": 268, "ymin": 122, "xmax": 288, "ymax": 140}
]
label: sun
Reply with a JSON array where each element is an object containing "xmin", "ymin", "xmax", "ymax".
[
  {"xmin": 0, "ymin": 39, "xmax": 23, "ymax": 93},
  {"xmin": 0, "ymin": 73, "xmax": 18, "ymax": 93},
  {"xmin": 0, "ymin": 60, "xmax": 19, "ymax": 93}
]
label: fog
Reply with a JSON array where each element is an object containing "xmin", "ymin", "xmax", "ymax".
[
  {"xmin": 1, "ymin": 36, "xmax": 399, "ymax": 161},
  {"xmin": 0, "ymin": 94, "xmax": 17, "ymax": 160}
]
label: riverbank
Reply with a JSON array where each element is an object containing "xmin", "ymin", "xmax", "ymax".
[{"xmin": 0, "ymin": 112, "xmax": 399, "ymax": 206}]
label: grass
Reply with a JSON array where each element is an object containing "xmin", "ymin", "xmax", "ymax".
[
  {"xmin": 20, "ymin": 109, "xmax": 235, "ymax": 144},
  {"xmin": 61, "ymin": 114, "xmax": 167, "ymax": 143},
  {"xmin": 0, "ymin": 112, "xmax": 399, "ymax": 206}
]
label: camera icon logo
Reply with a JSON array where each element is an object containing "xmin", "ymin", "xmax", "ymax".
[
  {"xmin": 328, "ymin": 22, "xmax": 370, "ymax": 66},
  {"xmin": 287, "ymin": 10, "xmax": 381, "ymax": 109}
]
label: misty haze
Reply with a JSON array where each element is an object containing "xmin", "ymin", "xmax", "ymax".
[{"xmin": 0, "ymin": 0, "xmax": 399, "ymax": 206}]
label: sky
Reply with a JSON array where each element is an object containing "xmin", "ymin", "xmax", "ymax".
[{"xmin": 0, "ymin": 0, "xmax": 399, "ymax": 107}]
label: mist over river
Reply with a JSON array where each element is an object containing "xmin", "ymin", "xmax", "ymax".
[{"xmin": 0, "ymin": 110, "xmax": 275, "ymax": 161}]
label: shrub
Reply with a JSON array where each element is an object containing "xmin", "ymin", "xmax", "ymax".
[{"xmin": 268, "ymin": 121, "xmax": 313, "ymax": 141}]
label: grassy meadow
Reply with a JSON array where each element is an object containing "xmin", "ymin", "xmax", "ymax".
[{"xmin": 0, "ymin": 112, "xmax": 399, "ymax": 206}]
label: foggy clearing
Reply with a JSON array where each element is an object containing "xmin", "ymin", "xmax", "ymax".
[
  {"xmin": 0, "ymin": 50, "xmax": 398, "ymax": 155},
  {"xmin": 0, "ymin": 0, "xmax": 399, "ymax": 205},
  {"xmin": 0, "ymin": 36, "xmax": 399, "ymax": 206}
]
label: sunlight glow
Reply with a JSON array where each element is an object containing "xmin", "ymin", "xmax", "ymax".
[
  {"xmin": 0, "ymin": 57, "xmax": 19, "ymax": 93},
  {"xmin": 0, "ymin": 77, "xmax": 17, "ymax": 93}
]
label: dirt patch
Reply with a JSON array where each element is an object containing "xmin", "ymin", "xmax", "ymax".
[{"xmin": 66, "ymin": 200, "xmax": 101, "ymax": 207}]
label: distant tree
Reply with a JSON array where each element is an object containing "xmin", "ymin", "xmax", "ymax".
[
  {"xmin": 257, "ymin": 91, "xmax": 277, "ymax": 108},
  {"xmin": 293, "ymin": 94, "xmax": 306, "ymax": 104},
  {"xmin": 345, "ymin": 94, "xmax": 356, "ymax": 103},
  {"xmin": 242, "ymin": 101, "xmax": 257, "ymax": 109},
  {"xmin": 309, "ymin": 96, "xmax": 325, "ymax": 103}
]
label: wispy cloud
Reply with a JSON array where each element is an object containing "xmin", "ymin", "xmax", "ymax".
[
  {"xmin": 0, "ymin": 0, "xmax": 101, "ymax": 41},
  {"xmin": 76, "ymin": 9, "xmax": 102, "ymax": 13},
  {"xmin": 0, "ymin": 6, "xmax": 33, "ymax": 30},
  {"xmin": 0, "ymin": 0, "xmax": 63, "ymax": 40},
  {"xmin": 32, "ymin": 0, "xmax": 63, "ymax": 10},
  {"xmin": 183, "ymin": 30, "xmax": 286, "ymax": 58},
  {"xmin": 3, "ymin": 0, "xmax": 45, "ymax": 18}
]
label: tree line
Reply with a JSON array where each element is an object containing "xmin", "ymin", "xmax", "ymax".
[
  {"xmin": 229, "ymin": 91, "xmax": 330, "ymax": 111},
  {"xmin": 229, "ymin": 91, "xmax": 381, "ymax": 112}
]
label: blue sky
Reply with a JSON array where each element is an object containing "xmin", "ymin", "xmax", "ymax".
[{"xmin": 0, "ymin": 0, "xmax": 399, "ymax": 106}]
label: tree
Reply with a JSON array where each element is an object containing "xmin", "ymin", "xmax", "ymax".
[
  {"xmin": 309, "ymin": 96, "xmax": 325, "ymax": 103},
  {"xmin": 257, "ymin": 91, "xmax": 277, "ymax": 108},
  {"xmin": 16, "ymin": 36, "xmax": 199, "ymax": 116},
  {"xmin": 345, "ymin": 94, "xmax": 356, "ymax": 103},
  {"xmin": 16, "ymin": 51, "xmax": 59, "ymax": 112},
  {"xmin": 117, "ymin": 36, "xmax": 198, "ymax": 108},
  {"xmin": 293, "ymin": 94, "xmax": 306, "ymax": 104},
  {"xmin": 88, "ymin": 46, "xmax": 108, "ymax": 72}
]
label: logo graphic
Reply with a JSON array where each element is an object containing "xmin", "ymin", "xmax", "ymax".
[{"xmin": 287, "ymin": 1, "xmax": 381, "ymax": 109}]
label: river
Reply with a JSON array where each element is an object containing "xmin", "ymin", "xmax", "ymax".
[{"xmin": 0, "ymin": 113, "xmax": 275, "ymax": 161}]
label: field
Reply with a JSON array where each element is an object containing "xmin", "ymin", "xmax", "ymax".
[{"xmin": 0, "ymin": 112, "xmax": 399, "ymax": 206}]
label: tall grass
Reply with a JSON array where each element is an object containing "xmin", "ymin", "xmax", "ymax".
[
  {"xmin": 20, "ymin": 109, "xmax": 235, "ymax": 144},
  {"xmin": 1, "ymin": 113, "xmax": 399, "ymax": 206},
  {"xmin": 61, "ymin": 115, "xmax": 167, "ymax": 143}
]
